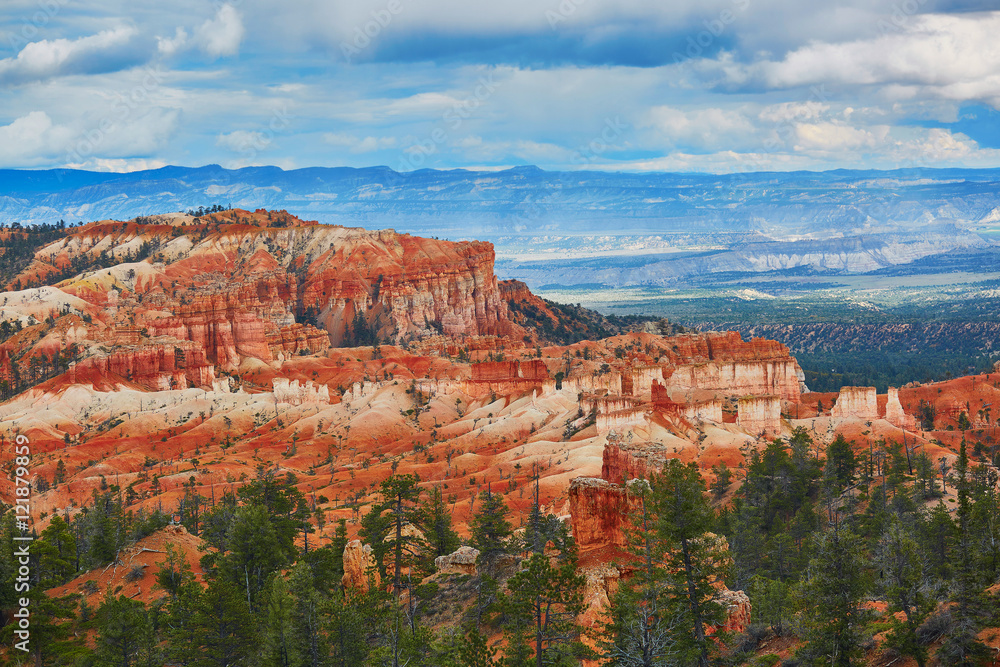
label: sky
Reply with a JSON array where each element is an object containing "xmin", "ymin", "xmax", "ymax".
[{"xmin": 1, "ymin": 0, "xmax": 999, "ymax": 173}]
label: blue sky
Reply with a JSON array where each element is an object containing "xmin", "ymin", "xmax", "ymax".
[{"xmin": 0, "ymin": 0, "xmax": 999, "ymax": 173}]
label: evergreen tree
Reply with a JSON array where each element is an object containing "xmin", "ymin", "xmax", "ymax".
[
  {"xmin": 824, "ymin": 435, "xmax": 858, "ymax": 493},
  {"xmin": 604, "ymin": 480, "xmax": 685, "ymax": 666},
  {"xmin": 154, "ymin": 542, "xmax": 194, "ymax": 600},
  {"xmin": 451, "ymin": 627, "xmax": 498, "ymax": 667},
  {"xmin": 651, "ymin": 460, "xmax": 729, "ymax": 667},
  {"xmin": 260, "ymin": 574, "xmax": 297, "ymax": 667},
  {"xmin": 190, "ymin": 579, "xmax": 255, "ymax": 667},
  {"xmin": 163, "ymin": 578, "xmax": 204, "ymax": 666},
  {"xmin": 470, "ymin": 489, "xmax": 513, "ymax": 566},
  {"xmin": 327, "ymin": 590, "xmax": 374, "ymax": 667},
  {"xmin": 363, "ymin": 474, "xmax": 424, "ymax": 595},
  {"xmin": 921, "ymin": 501, "xmax": 955, "ymax": 581},
  {"xmin": 289, "ymin": 561, "xmax": 329, "ymax": 667},
  {"xmin": 798, "ymin": 526, "xmax": 870, "ymax": 667},
  {"xmin": 94, "ymin": 594, "xmax": 159, "ymax": 667},
  {"xmin": 208, "ymin": 503, "xmax": 288, "ymax": 611},
  {"xmin": 416, "ymin": 484, "xmax": 460, "ymax": 573},
  {"xmin": 939, "ymin": 439, "xmax": 991, "ymax": 665},
  {"xmin": 522, "ymin": 474, "xmax": 572, "ymax": 557},
  {"xmin": 35, "ymin": 514, "xmax": 77, "ymax": 587},
  {"xmin": 501, "ymin": 550, "xmax": 590, "ymax": 667},
  {"xmin": 875, "ymin": 519, "xmax": 933, "ymax": 667}
]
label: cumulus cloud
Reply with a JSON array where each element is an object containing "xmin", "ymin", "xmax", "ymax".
[
  {"xmin": 729, "ymin": 11, "xmax": 1000, "ymax": 106},
  {"xmin": 792, "ymin": 121, "xmax": 889, "ymax": 151},
  {"xmin": 196, "ymin": 4, "xmax": 244, "ymax": 58},
  {"xmin": 157, "ymin": 27, "xmax": 189, "ymax": 57},
  {"xmin": 0, "ymin": 27, "xmax": 149, "ymax": 86},
  {"xmin": 644, "ymin": 105, "xmax": 758, "ymax": 151},
  {"xmin": 0, "ymin": 112, "xmax": 76, "ymax": 166},
  {"xmin": 0, "ymin": 106, "xmax": 178, "ymax": 168}
]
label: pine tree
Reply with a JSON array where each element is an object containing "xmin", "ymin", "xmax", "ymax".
[
  {"xmin": 875, "ymin": 519, "xmax": 932, "ymax": 667},
  {"xmin": 921, "ymin": 501, "xmax": 955, "ymax": 581},
  {"xmin": 210, "ymin": 504, "xmax": 288, "ymax": 611},
  {"xmin": 362, "ymin": 475, "xmax": 423, "ymax": 596},
  {"xmin": 798, "ymin": 526, "xmax": 870, "ymax": 667},
  {"xmin": 94, "ymin": 593, "xmax": 159, "ymax": 667},
  {"xmin": 651, "ymin": 460, "xmax": 729, "ymax": 667},
  {"xmin": 470, "ymin": 489, "xmax": 513, "ymax": 566},
  {"xmin": 416, "ymin": 484, "xmax": 460, "ymax": 572},
  {"xmin": 260, "ymin": 574, "xmax": 297, "ymax": 667},
  {"xmin": 327, "ymin": 590, "xmax": 373, "ymax": 667},
  {"xmin": 289, "ymin": 561, "xmax": 329, "ymax": 667},
  {"xmin": 522, "ymin": 473, "xmax": 572, "ymax": 557},
  {"xmin": 939, "ymin": 439, "xmax": 991, "ymax": 665},
  {"xmin": 190, "ymin": 579, "xmax": 255, "ymax": 667},
  {"xmin": 501, "ymin": 550, "xmax": 590, "ymax": 667},
  {"xmin": 824, "ymin": 435, "xmax": 858, "ymax": 493},
  {"xmin": 154, "ymin": 542, "xmax": 193, "ymax": 599},
  {"xmin": 35, "ymin": 514, "xmax": 77, "ymax": 587},
  {"xmin": 163, "ymin": 579, "xmax": 203, "ymax": 666},
  {"xmin": 445, "ymin": 627, "xmax": 498, "ymax": 667},
  {"xmin": 54, "ymin": 457, "xmax": 67, "ymax": 485},
  {"xmin": 604, "ymin": 480, "xmax": 687, "ymax": 666}
]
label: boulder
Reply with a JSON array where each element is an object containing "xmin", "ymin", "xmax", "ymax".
[{"xmin": 435, "ymin": 546, "xmax": 480, "ymax": 575}]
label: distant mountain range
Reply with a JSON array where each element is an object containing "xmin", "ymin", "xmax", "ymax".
[{"xmin": 2, "ymin": 164, "xmax": 999, "ymax": 285}]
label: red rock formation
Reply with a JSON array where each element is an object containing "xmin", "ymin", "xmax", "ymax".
[
  {"xmin": 831, "ymin": 386, "xmax": 877, "ymax": 419},
  {"xmin": 737, "ymin": 395, "xmax": 782, "ymax": 437},
  {"xmin": 597, "ymin": 407, "xmax": 650, "ymax": 434},
  {"xmin": 625, "ymin": 365, "xmax": 666, "ymax": 397},
  {"xmin": 77, "ymin": 341, "xmax": 215, "ymax": 390},
  {"xmin": 885, "ymin": 387, "xmax": 916, "ymax": 430},
  {"xmin": 342, "ymin": 540, "xmax": 380, "ymax": 593},
  {"xmin": 569, "ymin": 477, "xmax": 646, "ymax": 553},
  {"xmin": 471, "ymin": 360, "xmax": 550, "ymax": 383},
  {"xmin": 267, "ymin": 323, "xmax": 331, "ymax": 358},
  {"xmin": 683, "ymin": 399, "xmax": 723, "ymax": 423},
  {"xmin": 666, "ymin": 360, "xmax": 801, "ymax": 402}
]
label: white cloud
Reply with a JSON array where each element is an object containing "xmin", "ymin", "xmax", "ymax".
[
  {"xmin": 0, "ymin": 112, "xmax": 75, "ymax": 166},
  {"xmin": 0, "ymin": 27, "xmax": 144, "ymax": 86},
  {"xmin": 731, "ymin": 11, "xmax": 1000, "ymax": 107},
  {"xmin": 197, "ymin": 4, "xmax": 244, "ymax": 58},
  {"xmin": 448, "ymin": 136, "xmax": 571, "ymax": 162},
  {"xmin": 63, "ymin": 157, "xmax": 170, "ymax": 172},
  {"xmin": 323, "ymin": 133, "xmax": 397, "ymax": 153},
  {"xmin": 0, "ymin": 106, "xmax": 179, "ymax": 168},
  {"xmin": 644, "ymin": 105, "xmax": 758, "ymax": 151},
  {"xmin": 157, "ymin": 27, "xmax": 189, "ymax": 57},
  {"xmin": 758, "ymin": 101, "xmax": 829, "ymax": 123},
  {"xmin": 216, "ymin": 130, "xmax": 266, "ymax": 153},
  {"xmin": 792, "ymin": 121, "xmax": 888, "ymax": 151}
]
